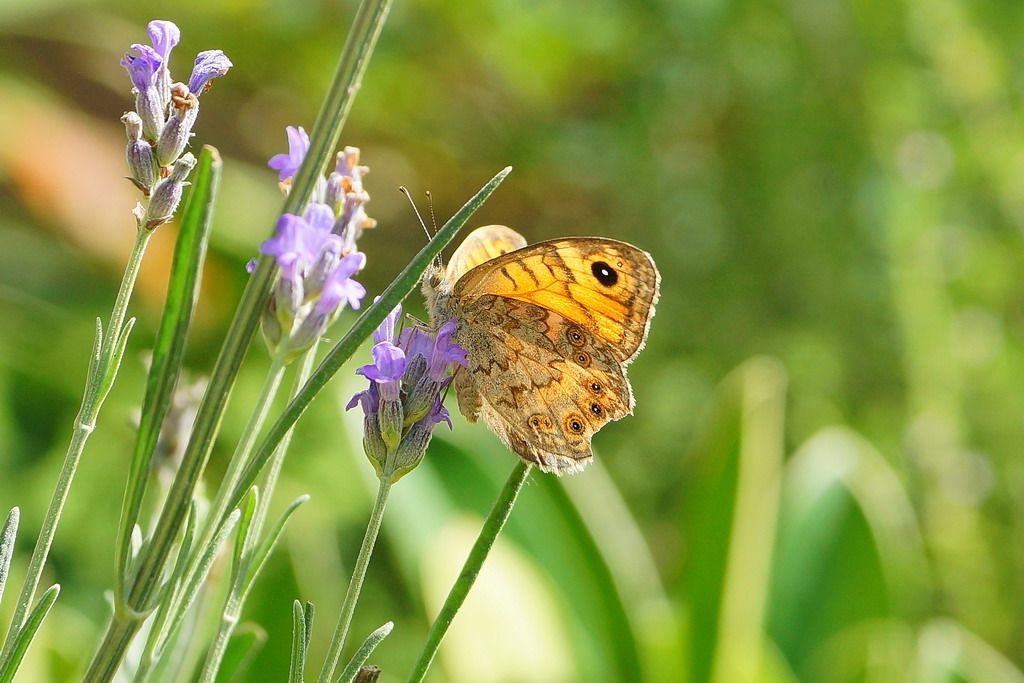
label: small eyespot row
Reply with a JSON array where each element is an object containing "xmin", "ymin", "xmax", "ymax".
[{"xmin": 529, "ymin": 414, "xmax": 553, "ymax": 430}]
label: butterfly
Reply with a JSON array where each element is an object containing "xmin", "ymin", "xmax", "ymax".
[{"xmin": 424, "ymin": 225, "xmax": 660, "ymax": 475}]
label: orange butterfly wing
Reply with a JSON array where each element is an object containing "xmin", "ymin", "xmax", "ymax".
[{"xmin": 452, "ymin": 234, "xmax": 660, "ymax": 364}]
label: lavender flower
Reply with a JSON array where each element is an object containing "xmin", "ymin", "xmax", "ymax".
[
  {"xmin": 121, "ymin": 44, "xmax": 165, "ymax": 139},
  {"xmin": 156, "ymin": 83, "xmax": 199, "ymax": 166},
  {"xmin": 259, "ymin": 203, "xmax": 367, "ymax": 356},
  {"xmin": 144, "ymin": 153, "xmax": 196, "ymax": 228},
  {"xmin": 268, "ymin": 126, "xmax": 310, "ymax": 182},
  {"xmin": 147, "ymin": 19, "xmax": 179, "ymax": 106},
  {"xmin": 188, "ymin": 50, "xmax": 233, "ymax": 95},
  {"xmin": 120, "ymin": 19, "xmax": 231, "ymax": 228},
  {"xmin": 122, "ymin": 112, "xmax": 156, "ymax": 192},
  {"xmin": 257, "ymin": 134, "xmax": 377, "ymax": 359},
  {"xmin": 347, "ymin": 306, "xmax": 467, "ymax": 481}
]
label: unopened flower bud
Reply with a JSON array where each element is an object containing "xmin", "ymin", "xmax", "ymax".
[
  {"xmin": 156, "ymin": 84, "xmax": 199, "ymax": 166},
  {"xmin": 363, "ymin": 412, "xmax": 387, "ymax": 476},
  {"xmin": 135, "ymin": 86, "xmax": 165, "ymax": 141},
  {"xmin": 145, "ymin": 153, "xmax": 195, "ymax": 228},
  {"xmin": 261, "ymin": 297, "xmax": 283, "ymax": 352},
  {"xmin": 379, "ymin": 398, "xmax": 403, "ymax": 452},
  {"xmin": 404, "ymin": 375, "xmax": 439, "ymax": 425},
  {"xmin": 389, "ymin": 417, "xmax": 434, "ymax": 481},
  {"xmin": 274, "ymin": 275, "xmax": 304, "ymax": 327},
  {"xmin": 286, "ymin": 307, "xmax": 330, "ymax": 356},
  {"xmin": 123, "ymin": 112, "xmax": 156, "ymax": 192},
  {"xmin": 324, "ymin": 172, "xmax": 345, "ymax": 216},
  {"xmin": 303, "ymin": 237, "xmax": 343, "ymax": 300}
]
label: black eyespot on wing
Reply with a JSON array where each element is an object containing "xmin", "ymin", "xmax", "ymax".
[
  {"xmin": 574, "ymin": 351, "xmax": 591, "ymax": 367},
  {"xmin": 529, "ymin": 414, "xmax": 553, "ymax": 430},
  {"xmin": 568, "ymin": 417, "xmax": 584, "ymax": 433},
  {"xmin": 591, "ymin": 260, "xmax": 618, "ymax": 287},
  {"xmin": 590, "ymin": 403, "xmax": 603, "ymax": 417},
  {"xmin": 589, "ymin": 382, "xmax": 602, "ymax": 394},
  {"xmin": 567, "ymin": 326, "xmax": 586, "ymax": 346}
]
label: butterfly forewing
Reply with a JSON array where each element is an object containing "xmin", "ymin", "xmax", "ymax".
[{"xmin": 453, "ymin": 237, "xmax": 660, "ymax": 364}]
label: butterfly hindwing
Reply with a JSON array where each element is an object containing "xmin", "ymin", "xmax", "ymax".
[{"xmin": 452, "ymin": 294, "xmax": 632, "ymax": 474}]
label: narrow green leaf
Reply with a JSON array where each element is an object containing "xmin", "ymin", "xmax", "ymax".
[
  {"xmin": 232, "ymin": 487, "xmax": 260, "ymax": 583},
  {"xmin": 215, "ymin": 623, "xmax": 266, "ymax": 683},
  {"xmin": 98, "ymin": 316, "xmax": 136, "ymax": 400},
  {"xmin": 0, "ymin": 584, "xmax": 59, "ymax": 683},
  {"xmin": 338, "ymin": 622, "xmax": 393, "ymax": 683},
  {"xmin": 289, "ymin": 601, "xmax": 309, "ymax": 683},
  {"xmin": 115, "ymin": 147, "xmax": 221, "ymax": 602},
  {"xmin": 302, "ymin": 601, "xmax": 315, "ymax": 655},
  {"xmin": 240, "ymin": 495, "xmax": 309, "ymax": 602},
  {"xmin": 768, "ymin": 428, "xmax": 929, "ymax": 681},
  {"xmin": 229, "ymin": 165, "xmax": 512, "ymax": 511},
  {"xmin": 0, "ymin": 507, "xmax": 18, "ymax": 607},
  {"xmin": 152, "ymin": 509, "xmax": 241, "ymax": 657},
  {"xmin": 680, "ymin": 358, "xmax": 787, "ymax": 683}
]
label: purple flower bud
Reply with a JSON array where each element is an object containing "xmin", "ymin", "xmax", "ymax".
[
  {"xmin": 274, "ymin": 273, "xmax": 304, "ymax": 324},
  {"xmin": 379, "ymin": 398, "xmax": 403, "ymax": 451},
  {"xmin": 122, "ymin": 112, "xmax": 156, "ymax": 191},
  {"xmin": 121, "ymin": 44, "xmax": 161, "ymax": 90},
  {"xmin": 268, "ymin": 126, "xmax": 309, "ymax": 182},
  {"xmin": 303, "ymin": 234, "xmax": 344, "ymax": 299},
  {"xmin": 147, "ymin": 20, "xmax": 180, "ymax": 62},
  {"xmin": 156, "ymin": 84, "xmax": 199, "ymax": 166},
  {"xmin": 145, "ymin": 152, "xmax": 195, "ymax": 228},
  {"xmin": 359, "ymin": 342, "xmax": 407, "ymax": 386},
  {"xmin": 122, "ymin": 44, "xmax": 165, "ymax": 139},
  {"xmin": 390, "ymin": 399, "xmax": 450, "ymax": 481},
  {"xmin": 245, "ymin": 258, "xmax": 258, "ymax": 274},
  {"xmin": 373, "ymin": 302, "xmax": 402, "ymax": 345},
  {"xmin": 324, "ymin": 172, "xmax": 345, "ymax": 215},
  {"xmin": 428, "ymin": 320, "xmax": 467, "ymax": 381},
  {"xmin": 188, "ymin": 49, "xmax": 233, "ymax": 95},
  {"xmin": 261, "ymin": 214, "xmax": 312, "ymax": 280},
  {"xmin": 400, "ymin": 327, "xmax": 436, "ymax": 362},
  {"xmin": 147, "ymin": 20, "xmax": 180, "ymax": 107},
  {"xmin": 347, "ymin": 384, "xmax": 386, "ymax": 473},
  {"xmin": 303, "ymin": 202, "xmax": 337, "ymax": 239},
  {"xmin": 315, "ymin": 252, "xmax": 366, "ymax": 315}
]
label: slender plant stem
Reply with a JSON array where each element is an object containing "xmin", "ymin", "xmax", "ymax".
[
  {"xmin": 94, "ymin": 344, "xmax": 290, "ymax": 683},
  {"xmin": 406, "ymin": 461, "xmax": 532, "ymax": 683},
  {"xmin": 0, "ymin": 227, "xmax": 152, "ymax": 664},
  {"xmin": 197, "ymin": 347, "xmax": 316, "ymax": 683},
  {"xmin": 318, "ymin": 476, "xmax": 393, "ymax": 683},
  {"xmin": 192, "ymin": 341, "xmax": 290, "ymax": 569}
]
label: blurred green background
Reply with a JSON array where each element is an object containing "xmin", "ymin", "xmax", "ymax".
[{"xmin": 1, "ymin": 0, "xmax": 1024, "ymax": 681}]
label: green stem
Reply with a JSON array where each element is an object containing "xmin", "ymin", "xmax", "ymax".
[
  {"xmin": 406, "ymin": 461, "xmax": 532, "ymax": 683},
  {"xmin": 318, "ymin": 476, "xmax": 392, "ymax": 683},
  {"xmin": 196, "ymin": 347, "xmax": 316, "ymax": 683},
  {"xmin": 126, "ymin": 344, "xmax": 291, "ymax": 683},
  {"xmin": 0, "ymin": 227, "xmax": 152, "ymax": 665}
]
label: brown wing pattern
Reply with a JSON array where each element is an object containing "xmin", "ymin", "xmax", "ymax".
[
  {"xmin": 453, "ymin": 236, "xmax": 660, "ymax": 364},
  {"xmin": 453, "ymin": 294, "xmax": 633, "ymax": 474}
]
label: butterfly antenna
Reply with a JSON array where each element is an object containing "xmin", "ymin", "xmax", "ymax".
[
  {"xmin": 426, "ymin": 190, "xmax": 439, "ymax": 234},
  {"xmin": 399, "ymin": 186, "xmax": 433, "ymax": 241}
]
